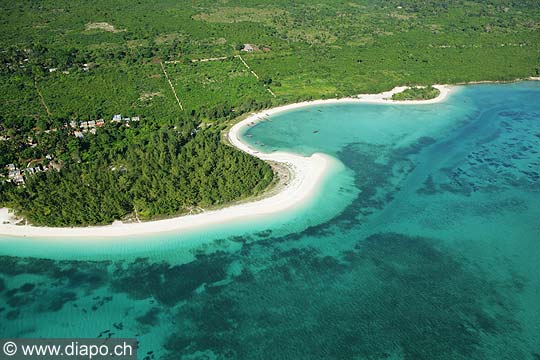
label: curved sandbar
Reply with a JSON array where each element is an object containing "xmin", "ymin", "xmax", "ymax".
[{"xmin": 0, "ymin": 85, "xmax": 454, "ymax": 238}]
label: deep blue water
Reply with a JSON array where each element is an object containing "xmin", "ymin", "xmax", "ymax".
[{"xmin": 1, "ymin": 82, "xmax": 539, "ymax": 359}]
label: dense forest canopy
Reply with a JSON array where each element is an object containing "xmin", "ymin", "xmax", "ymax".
[{"xmin": 0, "ymin": 0, "xmax": 539, "ymax": 225}]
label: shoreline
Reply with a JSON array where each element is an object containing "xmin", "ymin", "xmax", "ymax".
[
  {"xmin": 0, "ymin": 84, "xmax": 456, "ymax": 239},
  {"xmin": 0, "ymin": 153, "xmax": 334, "ymax": 238}
]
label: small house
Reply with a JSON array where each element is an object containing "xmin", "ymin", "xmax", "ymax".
[
  {"xmin": 8, "ymin": 170, "xmax": 19, "ymax": 179},
  {"xmin": 13, "ymin": 174, "xmax": 25, "ymax": 185},
  {"xmin": 242, "ymin": 44, "xmax": 255, "ymax": 52}
]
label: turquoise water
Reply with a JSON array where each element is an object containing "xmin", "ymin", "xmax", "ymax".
[{"xmin": 1, "ymin": 82, "xmax": 539, "ymax": 359}]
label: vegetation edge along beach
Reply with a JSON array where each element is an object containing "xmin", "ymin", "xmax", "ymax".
[
  {"xmin": 0, "ymin": 83, "xmax": 462, "ymax": 238},
  {"xmin": 2, "ymin": 0, "xmax": 539, "ymax": 228}
]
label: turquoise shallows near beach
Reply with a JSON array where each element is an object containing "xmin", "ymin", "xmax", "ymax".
[{"xmin": 1, "ymin": 82, "xmax": 539, "ymax": 359}]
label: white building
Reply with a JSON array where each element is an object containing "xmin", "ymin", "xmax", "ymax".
[{"xmin": 242, "ymin": 44, "xmax": 255, "ymax": 52}]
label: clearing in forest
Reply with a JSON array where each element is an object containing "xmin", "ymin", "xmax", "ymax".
[
  {"xmin": 85, "ymin": 22, "xmax": 124, "ymax": 33},
  {"xmin": 192, "ymin": 7, "xmax": 286, "ymax": 24}
]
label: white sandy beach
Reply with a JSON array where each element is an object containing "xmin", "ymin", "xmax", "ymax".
[{"xmin": 0, "ymin": 85, "xmax": 453, "ymax": 238}]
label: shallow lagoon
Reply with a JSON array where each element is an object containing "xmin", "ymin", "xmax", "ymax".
[{"xmin": 1, "ymin": 82, "xmax": 539, "ymax": 359}]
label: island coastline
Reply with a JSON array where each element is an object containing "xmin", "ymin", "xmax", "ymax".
[{"xmin": 0, "ymin": 84, "xmax": 456, "ymax": 239}]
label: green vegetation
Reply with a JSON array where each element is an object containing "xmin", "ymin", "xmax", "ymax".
[
  {"xmin": 6, "ymin": 125, "xmax": 273, "ymax": 226},
  {"xmin": 1, "ymin": 0, "xmax": 539, "ymax": 226},
  {"xmin": 166, "ymin": 58, "xmax": 274, "ymax": 119},
  {"xmin": 391, "ymin": 86, "xmax": 440, "ymax": 101}
]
